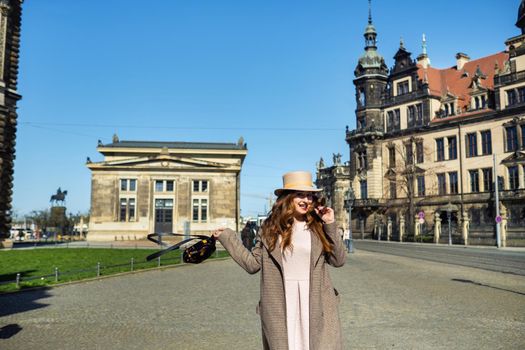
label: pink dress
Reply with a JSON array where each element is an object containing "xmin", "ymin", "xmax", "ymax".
[{"xmin": 281, "ymin": 220, "xmax": 311, "ymax": 350}]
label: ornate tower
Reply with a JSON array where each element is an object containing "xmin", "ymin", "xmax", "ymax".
[
  {"xmin": 353, "ymin": 0, "xmax": 388, "ymax": 129},
  {"xmin": 345, "ymin": 0, "xmax": 388, "ymax": 237},
  {"xmin": 0, "ymin": 0, "xmax": 23, "ymax": 244}
]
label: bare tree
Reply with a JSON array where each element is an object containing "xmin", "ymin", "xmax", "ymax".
[
  {"xmin": 385, "ymin": 136, "xmax": 441, "ymax": 239},
  {"xmin": 27, "ymin": 209, "xmax": 51, "ymax": 234}
]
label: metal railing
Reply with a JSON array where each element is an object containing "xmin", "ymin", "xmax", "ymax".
[{"xmin": 0, "ymin": 249, "xmax": 223, "ymax": 290}]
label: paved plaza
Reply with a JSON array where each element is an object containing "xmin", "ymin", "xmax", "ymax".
[{"xmin": 1, "ymin": 249, "xmax": 524, "ymax": 349}]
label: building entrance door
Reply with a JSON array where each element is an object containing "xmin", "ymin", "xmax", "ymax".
[{"xmin": 155, "ymin": 199, "xmax": 173, "ymax": 233}]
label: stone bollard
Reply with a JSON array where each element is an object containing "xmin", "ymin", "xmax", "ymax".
[
  {"xmin": 461, "ymin": 211, "xmax": 469, "ymax": 246},
  {"xmin": 414, "ymin": 215, "xmax": 420, "ymax": 241},
  {"xmin": 399, "ymin": 215, "xmax": 405, "ymax": 242},
  {"xmin": 500, "ymin": 205, "xmax": 508, "ymax": 248},
  {"xmin": 434, "ymin": 212, "xmax": 441, "ymax": 244}
]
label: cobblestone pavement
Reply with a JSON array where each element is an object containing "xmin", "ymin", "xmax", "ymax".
[{"xmin": 1, "ymin": 250, "xmax": 524, "ymax": 350}]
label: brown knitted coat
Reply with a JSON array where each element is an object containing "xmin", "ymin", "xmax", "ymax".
[{"xmin": 218, "ymin": 222, "xmax": 346, "ymax": 350}]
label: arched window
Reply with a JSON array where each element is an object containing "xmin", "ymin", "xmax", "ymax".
[{"xmin": 359, "ymin": 89, "xmax": 366, "ymax": 106}]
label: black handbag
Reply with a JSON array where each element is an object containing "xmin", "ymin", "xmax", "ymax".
[{"xmin": 146, "ymin": 232, "xmax": 216, "ymax": 264}]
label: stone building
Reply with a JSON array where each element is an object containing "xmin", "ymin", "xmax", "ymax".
[
  {"xmin": 315, "ymin": 154, "xmax": 350, "ymax": 231},
  {"xmin": 344, "ymin": 2, "xmax": 525, "ymax": 246},
  {"xmin": 0, "ymin": 0, "xmax": 23, "ymax": 247},
  {"xmin": 86, "ymin": 136, "xmax": 247, "ymax": 241}
]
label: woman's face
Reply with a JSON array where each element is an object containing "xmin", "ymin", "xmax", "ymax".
[{"xmin": 292, "ymin": 191, "xmax": 315, "ymax": 219}]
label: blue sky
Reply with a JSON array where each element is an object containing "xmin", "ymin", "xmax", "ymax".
[{"xmin": 13, "ymin": 0, "xmax": 518, "ymax": 218}]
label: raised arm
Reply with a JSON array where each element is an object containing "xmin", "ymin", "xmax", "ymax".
[
  {"xmin": 323, "ymin": 222, "xmax": 347, "ymax": 267},
  {"xmin": 215, "ymin": 228, "xmax": 262, "ymax": 274}
]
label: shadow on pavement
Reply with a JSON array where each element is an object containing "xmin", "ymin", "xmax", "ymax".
[
  {"xmin": 452, "ymin": 278, "xmax": 525, "ymax": 296},
  {"xmin": 0, "ymin": 287, "xmax": 52, "ymax": 317},
  {"xmin": 0, "ymin": 324, "xmax": 22, "ymax": 339}
]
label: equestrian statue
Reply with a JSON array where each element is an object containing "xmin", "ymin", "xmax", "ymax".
[{"xmin": 50, "ymin": 187, "xmax": 68, "ymax": 206}]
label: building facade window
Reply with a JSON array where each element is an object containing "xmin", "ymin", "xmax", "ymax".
[
  {"xmin": 360, "ymin": 180, "xmax": 368, "ymax": 199},
  {"xmin": 443, "ymin": 102, "xmax": 455, "ymax": 116},
  {"xmin": 397, "ymin": 80, "xmax": 409, "ymax": 95},
  {"xmin": 508, "ymin": 166, "xmax": 519, "ymax": 190},
  {"xmin": 467, "ymin": 133, "xmax": 478, "ymax": 157},
  {"xmin": 437, "ymin": 173, "xmax": 447, "ymax": 195},
  {"xmin": 192, "ymin": 180, "xmax": 209, "ymax": 192},
  {"xmin": 119, "ymin": 198, "xmax": 135, "ymax": 222},
  {"xmin": 120, "ymin": 179, "xmax": 136, "ymax": 192},
  {"xmin": 387, "ymin": 109, "xmax": 400, "ymax": 131},
  {"xmin": 518, "ymin": 87, "xmax": 525, "ymax": 103},
  {"xmin": 192, "ymin": 198, "xmax": 208, "ymax": 222},
  {"xmin": 448, "ymin": 136, "xmax": 457, "ymax": 160},
  {"xmin": 449, "ymin": 172, "xmax": 458, "ymax": 194},
  {"xmin": 521, "ymin": 125, "xmax": 525, "ymax": 150},
  {"xmin": 155, "ymin": 180, "xmax": 175, "ymax": 192},
  {"xmin": 388, "ymin": 146, "xmax": 396, "ymax": 168},
  {"xmin": 405, "ymin": 143, "xmax": 413, "ymax": 165},
  {"xmin": 416, "ymin": 142, "xmax": 424, "ymax": 164},
  {"xmin": 359, "ymin": 89, "xmax": 366, "ymax": 106},
  {"xmin": 505, "ymin": 126, "xmax": 518, "ymax": 152},
  {"xmin": 415, "ymin": 103, "xmax": 423, "ymax": 125},
  {"xmin": 507, "ymin": 89, "xmax": 518, "ymax": 106},
  {"xmin": 407, "ymin": 105, "xmax": 415, "ymax": 127},
  {"xmin": 481, "ymin": 130, "xmax": 492, "ymax": 155},
  {"xmin": 482, "ymin": 168, "xmax": 493, "ymax": 192},
  {"xmin": 436, "ymin": 138, "xmax": 445, "ymax": 161},
  {"xmin": 407, "ymin": 104, "xmax": 422, "ymax": 127},
  {"xmin": 358, "ymin": 117, "xmax": 366, "ymax": 129},
  {"xmin": 358, "ymin": 151, "xmax": 368, "ymax": 169},
  {"xmin": 417, "ymin": 176, "xmax": 425, "ymax": 196},
  {"xmin": 390, "ymin": 180, "xmax": 396, "ymax": 199},
  {"xmin": 469, "ymin": 170, "xmax": 480, "ymax": 193}
]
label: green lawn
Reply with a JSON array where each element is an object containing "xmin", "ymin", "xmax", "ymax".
[{"xmin": 0, "ymin": 248, "xmax": 229, "ymax": 293}]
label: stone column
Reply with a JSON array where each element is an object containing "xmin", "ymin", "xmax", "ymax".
[
  {"xmin": 399, "ymin": 215, "xmax": 405, "ymax": 242},
  {"xmin": 434, "ymin": 212, "xmax": 441, "ymax": 244},
  {"xmin": 387, "ymin": 217, "xmax": 392, "ymax": 241},
  {"xmin": 461, "ymin": 211, "xmax": 469, "ymax": 245},
  {"xmin": 500, "ymin": 205, "xmax": 508, "ymax": 248}
]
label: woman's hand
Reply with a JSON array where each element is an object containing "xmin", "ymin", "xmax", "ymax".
[
  {"xmin": 212, "ymin": 227, "xmax": 226, "ymax": 238},
  {"xmin": 315, "ymin": 206, "xmax": 335, "ymax": 224}
]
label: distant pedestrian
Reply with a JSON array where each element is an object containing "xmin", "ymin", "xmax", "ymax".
[
  {"xmin": 343, "ymin": 227, "xmax": 351, "ymax": 253},
  {"xmin": 213, "ymin": 171, "xmax": 346, "ymax": 350},
  {"xmin": 241, "ymin": 223, "xmax": 251, "ymax": 249}
]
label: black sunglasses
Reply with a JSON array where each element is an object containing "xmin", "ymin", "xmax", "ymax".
[{"xmin": 146, "ymin": 232, "xmax": 216, "ymax": 264}]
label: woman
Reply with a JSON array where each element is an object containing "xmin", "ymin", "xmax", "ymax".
[{"xmin": 213, "ymin": 171, "xmax": 346, "ymax": 350}]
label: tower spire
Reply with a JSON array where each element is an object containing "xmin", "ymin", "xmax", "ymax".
[
  {"xmin": 368, "ymin": 0, "xmax": 372, "ymax": 24},
  {"xmin": 417, "ymin": 33, "xmax": 431, "ymax": 68}
]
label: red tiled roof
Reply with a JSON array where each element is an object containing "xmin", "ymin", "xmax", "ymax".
[{"xmin": 416, "ymin": 51, "xmax": 509, "ymax": 116}]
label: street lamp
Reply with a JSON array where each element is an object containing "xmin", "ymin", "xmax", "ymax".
[
  {"xmin": 443, "ymin": 202, "xmax": 458, "ymax": 246},
  {"xmin": 447, "ymin": 206, "xmax": 452, "ymax": 246},
  {"xmin": 345, "ymin": 188, "xmax": 355, "ymax": 253}
]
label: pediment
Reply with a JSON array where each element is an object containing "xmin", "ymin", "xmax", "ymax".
[
  {"xmin": 501, "ymin": 151, "xmax": 525, "ymax": 164},
  {"xmin": 384, "ymin": 169, "xmax": 397, "ymax": 178},
  {"xmin": 91, "ymin": 155, "xmax": 230, "ymax": 169}
]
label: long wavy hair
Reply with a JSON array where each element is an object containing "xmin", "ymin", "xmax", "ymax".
[{"xmin": 261, "ymin": 191, "xmax": 333, "ymax": 254}]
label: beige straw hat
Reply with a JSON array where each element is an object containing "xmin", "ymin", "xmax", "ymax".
[{"xmin": 274, "ymin": 171, "xmax": 322, "ymax": 196}]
